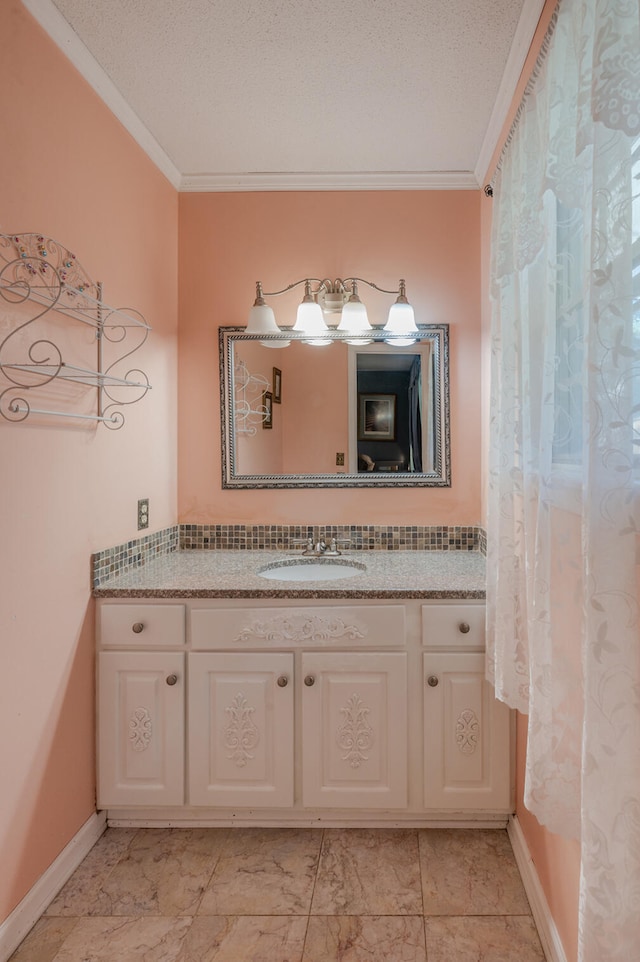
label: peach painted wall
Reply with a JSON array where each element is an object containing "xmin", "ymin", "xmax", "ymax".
[
  {"xmin": 0, "ymin": 0, "xmax": 178, "ymax": 926},
  {"xmin": 479, "ymin": 3, "xmax": 582, "ymax": 960},
  {"xmin": 281, "ymin": 342, "xmax": 349, "ymax": 475},
  {"xmin": 178, "ymin": 190, "xmax": 482, "ymax": 524}
]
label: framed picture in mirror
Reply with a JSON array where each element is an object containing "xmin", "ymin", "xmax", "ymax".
[
  {"xmin": 273, "ymin": 367, "xmax": 282, "ymax": 403},
  {"xmin": 358, "ymin": 393, "xmax": 396, "ymax": 441},
  {"xmin": 262, "ymin": 391, "xmax": 273, "ymax": 428}
]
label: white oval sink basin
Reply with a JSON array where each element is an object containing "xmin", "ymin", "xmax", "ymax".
[{"xmin": 258, "ymin": 559, "xmax": 366, "ymax": 582}]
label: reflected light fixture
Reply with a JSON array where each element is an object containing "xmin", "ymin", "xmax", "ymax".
[{"xmin": 247, "ymin": 277, "xmax": 418, "ymax": 346}]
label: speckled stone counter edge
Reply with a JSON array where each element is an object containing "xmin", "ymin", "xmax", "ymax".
[{"xmin": 92, "ymin": 523, "xmax": 487, "ymax": 589}]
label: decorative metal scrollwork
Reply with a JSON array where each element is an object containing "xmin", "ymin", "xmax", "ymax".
[
  {"xmin": 235, "ymin": 613, "xmax": 366, "ymax": 645},
  {"xmin": 0, "ymin": 233, "xmax": 151, "ymax": 428},
  {"xmin": 128, "ymin": 706, "xmax": 152, "ymax": 752},
  {"xmin": 455, "ymin": 708, "xmax": 480, "ymax": 754},
  {"xmin": 233, "ymin": 356, "xmax": 271, "ymax": 435},
  {"xmin": 336, "ymin": 693, "xmax": 374, "ymax": 768},
  {"xmin": 223, "ymin": 692, "xmax": 260, "ymax": 767}
]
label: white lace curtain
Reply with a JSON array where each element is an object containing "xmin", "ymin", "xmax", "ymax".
[{"xmin": 487, "ymin": 0, "xmax": 639, "ymax": 959}]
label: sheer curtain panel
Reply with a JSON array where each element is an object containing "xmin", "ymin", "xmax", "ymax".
[{"xmin": 487, "ymin": 0, "xmax": 639, "ymax": 959}]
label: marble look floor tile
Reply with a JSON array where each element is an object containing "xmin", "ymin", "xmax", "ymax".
[
  {"xmin": 419, "ymin": 829, "xmax": 531, "ymax": 916},
  {"xmin": 302, "ymin": 916, "xmax": 427, "ymax": 962},
  {"xmin": 45, "ymin": 828, "xmax": 137, "ymax": 916},
  {"xmin": 182, "ymin": 916, "xmax": 307, "ymax": 962},
  {"xmin": 311, "ymin": 829, "xmax": 422, "ymax": 916},
  {"xmin": 198, "ymin": 828, "xmax": 323, "ymax": 915},
  {"xmin": 48, "ymin": 916, "xmax": 192, "ymax": 962},
  {"xmin": 8, "ymin": 917, "xmax": 78, "ymax": 962},
  {"xmin": 85, "ymin": 828, "xmax": 227, "ymax": 916},
  {"xmin": 424, "ymin": 915, "xmax": 545, "ymax": 962}
]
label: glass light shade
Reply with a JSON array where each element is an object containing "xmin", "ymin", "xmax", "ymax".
[
  {"xmin": 338, "ymin": 298, "xmax": 373, "ymax": 345},
  {"xmin": 383, "ymin": 301, "xmax": 418, "ymax": 345},
  {"xmin": 337, "ymin": 299, "xmax": 371, "ymax": 333},
  {"xmin": 294, "ymin": 299, "xmax": 330, "ymax": 345},
  {"xmin": 293, "ymin": 300, "xmax": 328, "ymax": 334},
  {"xmin": 246, "ymin": 303, "xmax": 290, "ymax": 348}
]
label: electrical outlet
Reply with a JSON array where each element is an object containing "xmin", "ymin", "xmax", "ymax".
[
  {"xmin": 336, "ymin": 452, "xmax": 345, "ymax": 466},
  {"xmin": 137, "ymin": 498, "xmax": 149, "ymax": 530}
]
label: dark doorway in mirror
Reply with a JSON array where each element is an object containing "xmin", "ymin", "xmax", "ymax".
[{"xmin": 356, "ymin": 355, "xmax": 422, "ymax": 473}]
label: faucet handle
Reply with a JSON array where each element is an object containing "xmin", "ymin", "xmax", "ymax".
[
  {"xmin": 292, "ymin": 537, "xmax": 314, "ymax": 555},
  {"xmin": 325, "ymin": 537, "xmax": 348, "ymax": 556}
]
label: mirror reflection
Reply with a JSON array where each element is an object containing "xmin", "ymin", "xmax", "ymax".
[{"xmin": 220, "ymin": 327, "xmax": 450, "ymax": 488}]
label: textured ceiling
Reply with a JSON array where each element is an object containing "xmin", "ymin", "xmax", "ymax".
[{"xmin": 27, "ymin": 0, "xmax": 540, "ymax": 190}]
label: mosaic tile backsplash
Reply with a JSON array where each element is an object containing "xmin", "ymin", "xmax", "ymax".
[
  {"xmin": 179, "ymin": 524, "xmax": 483, "ymax": 552},
  {"xmin": 92, "ymin": 525, "xmax": 179, "ymax": 589},
  {"xmin": 92, "ymin": 524, "xmax": 486, "ymax": 587}
]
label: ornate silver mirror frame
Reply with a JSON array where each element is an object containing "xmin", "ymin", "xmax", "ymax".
[{"xmin": 219, "ymin": 325, "xmax": 450, "ymax": 488}]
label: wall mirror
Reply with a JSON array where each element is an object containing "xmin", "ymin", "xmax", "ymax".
[{"xmin": 219, "ymin": 326, "xmax": 450, "ymax": 488}]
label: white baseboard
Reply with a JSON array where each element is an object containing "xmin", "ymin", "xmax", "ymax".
[
  {"xmin": 508, "ymin": 815, "xmax": 568, "ymax": 962},
  {"xmin": 0, "ymin": 811, "xmax": 106, "ymax": 962}
]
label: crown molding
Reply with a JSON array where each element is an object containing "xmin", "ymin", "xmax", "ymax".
[
  {"xmin": 179, "ymin": 171, "xmax": 480, "ymax": 192},
  {"xmin": 21, "ymin": 0, "xmax": 182, "ymax": 189},
  {"xmin": 474, "ymin": 0, "xmax": 546, "ymax": 187}
]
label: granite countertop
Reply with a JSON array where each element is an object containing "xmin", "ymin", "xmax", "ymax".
[{"xmin": 93, "ymin": 550, "xmax": 486, "ymax": 599}]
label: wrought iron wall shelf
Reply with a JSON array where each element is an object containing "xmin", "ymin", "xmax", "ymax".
[{"xmin": 0, "ymin": 233, "xmax": 152, "ymax": 428}]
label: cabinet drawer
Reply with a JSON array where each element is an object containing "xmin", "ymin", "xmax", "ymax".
[
  {"xmin": 191, "ymin": 605, "xmax": 405, "ymax": 649},
  {"xmin": 99, "ymin": 604, "xmax": 186, "ymax": 647},
  {"xmin": 421, "ymin": 604, "xmax": 485, "ymax": 650}
]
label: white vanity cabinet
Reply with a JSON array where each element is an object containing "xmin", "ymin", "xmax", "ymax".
[{"xmin": 96, "ymin": 596, "xmax": 513, "ymax": 823}]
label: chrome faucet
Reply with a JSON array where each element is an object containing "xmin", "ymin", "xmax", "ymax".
[
  {"xmin": 293, "ymin": 536, "xmax": 350, "ymax": 556},
  {"xmin": 292, "ymin": 537, "xmax": 324, "ymax": 556}
]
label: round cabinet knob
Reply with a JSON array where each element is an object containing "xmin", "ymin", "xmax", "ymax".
[
  {"xmin": 427, "ymin": 675, "xmax": 439, "ymax": 687},
  {"xmin": 165, "ymin": 674, "xmax": 178, "ymax": 686},
  {"xmin": 276, "ymin": 675, "xmax": 289, "ymax": 688},
  {"xmin": 132, "ymin": 622, "xmax": 145, "ymax": 634},
  {"xmin": 458, "ymin": 622, "xmax": 471, "ymax": 634},
  {"xmin": 304, "ymin": 675, "xmax": 316, "ymax": 687}
]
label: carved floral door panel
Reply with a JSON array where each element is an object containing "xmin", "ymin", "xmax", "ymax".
[
  {"xmin": 422, "ymin": 652, "xmax": 512, "ymax": 810},
  {"xmin": 301, "ymin": 652, "xmax": 407, "ymax": 808},
  {"xmin": 98, "ymin": 651, "xmax": 185, "ymax": 807},
  {"xmin": 188, "ymin": 652, "xmax": 294, "ymax": 807}
]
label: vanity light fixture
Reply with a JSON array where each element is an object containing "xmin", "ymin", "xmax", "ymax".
[{"xmin": 247, "ymin": 277, "xmax": 418, "ymax": 346}]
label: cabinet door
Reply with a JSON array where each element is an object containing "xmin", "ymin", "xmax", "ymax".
[
  {"xmin": 188, "ymin": 652, "xmax": 294, "ymax": 807},
  {"xmin": 98, "ymin": 651, "xmax": 184, "ymax": 807},
  {"xmin": 301, "ymin": 652, "xmax": 407, "ymax": 809},
  {"xmin": 423, "ymin": 652, "xmax": 512, "ymax": 811}
]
